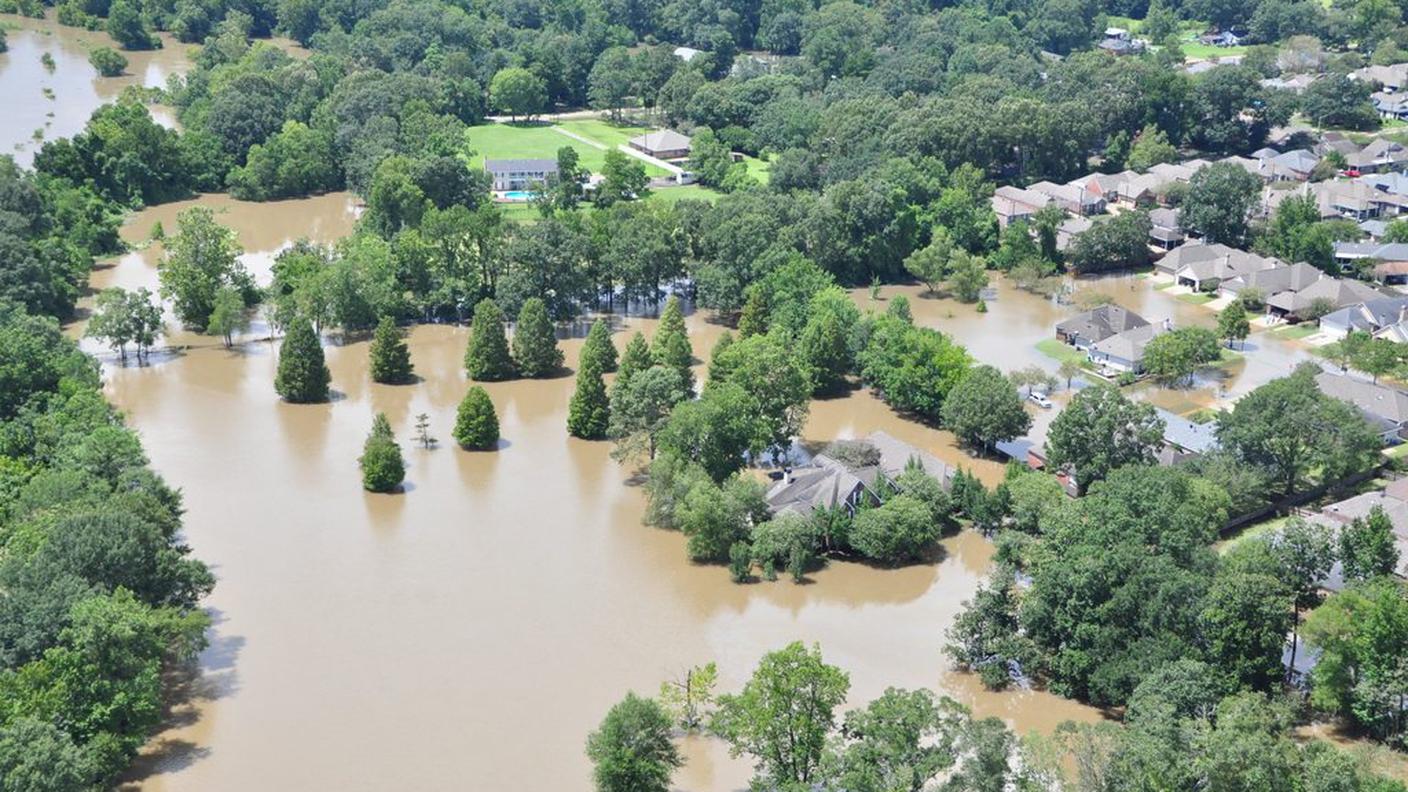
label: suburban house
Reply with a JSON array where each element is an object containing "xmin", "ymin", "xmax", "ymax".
[
  {"xmin": 1054, "ymin": 304, "xmax": 1150, "ymax": 349},
  {"xmin": 1333, "ymin": 241, "xmax": 1408, "ymax": 283},
  {"xmin": 1069, "ymin": 171, "xmax": 1137, "ymax": 204},
  {"xmin": 1088, "ymin": 322, "xmax": 1169, "ymax": 374},
  {"xmin": 1315, "ymin": 371, "xmax": 1408, "ymax": 444},
  {"xmin": 1306, "ymin": 179, "xmax": 1408, "ymax": 220},
  {"xmin": 1055, "ymin": 216, "xmax": 1093, "ymax": 252},
  {"xmin": 1249, "ymin": 148, "xmax": 1321, "ymax": 182},
  {"xmin": 1346, "ymin": 139, "xmax": 1408, "ymax": 174},
  {"xmin": 1359, "ymin": 171, "xmax": 1408, "ymax": 197},
  {"xmin": 764, "ymin": 431, "xmax": 953, "ymax": 517},
  {"xmin": 1264, "ymin": 276, "xmax": 1387, "ymax": 321},
  {"xmin": 1028, "ymin": 181, "xmax": 1105, "ymax": 215},
  {"xmin": 1156, "ymin": 243, "xmax": 1282, "ymax": 290},
  {"xmin": 628, "ymin": 129, "xmax": 692, "ymax": 160},
  {"xmin": 485, "ymin": 158, "xmax": 558, "ymax": 192},
  {"xmin": 992, "ymin": 185, "xmax": 1053, "ymax": 227},
  {"xmin": 1199, "ymin": 29, "xmax": 1244, "ymax": 47},
  {"xmin": 1217, "ymin": 262, "xmax": 1325, "ymax": 305},
  {"xmin": 1154, "ymin": 408, "xmax": 1220, "ymax": 466},
  {"xmin": 1353, "ymin": 63, "xmax": 1408, "ymax": 94},
  {"xmin": 1320, "ymin": 296, "xmax": 1408, "ymax": 340},
  {"xmin": 1314, "ymin": 477, "xmax": 1408, "ymax": 584},
  {"xmin": 1374, "ymin": 91, "xmax": 1408, "ymax": 121},
  {"xmin": 1098, "ymin": 27, "xmax": 1144, "ymax": 55},
  {"xmin": 1148, "ymin": 207, "xmax": 1185, "ymax": 250}
]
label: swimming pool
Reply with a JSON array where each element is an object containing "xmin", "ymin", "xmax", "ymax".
[{"xmin": 501, "ymin": 190, "xmax": 538, "ymax": 202}]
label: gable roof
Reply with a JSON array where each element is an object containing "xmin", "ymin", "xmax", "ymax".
[
  {"xmin": 1316, "ymin": 371, "xmax": 1408, "ymax": 426},
  {"xmin": 630, "ymin": 129, "xmax": 692, "ymax": 152},
  {"xmin": 1155, "ymin": 408, "xmax": 1219, "ymax": 455},
  {"xmin": 1055, "ymin": 304, "xmax": 1150, "ymax": 343},
  {"xmin": 1267, "ymin": 277, "xmax": 1386, "ymax": 315},
  {"xmin": 1091, "ymin": 323, "xmax": 1165, "ymax": 362},
  {"xmin": 1221, "ymin": 262, "xmax": 1325, "ymax": 295}
]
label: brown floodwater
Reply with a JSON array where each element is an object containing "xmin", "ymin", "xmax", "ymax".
[
  {"xmin": 69, "ymin": 195, "xmax": 1105, "ymax": 791},
  {"xmin": 0, "ymin": 11, "xmax": 193, "ymax": 166}
]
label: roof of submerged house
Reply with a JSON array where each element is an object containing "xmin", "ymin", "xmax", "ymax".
[{"xmin": 1055, "ymin": 304, "xmax": 1150, "ymax": 343}]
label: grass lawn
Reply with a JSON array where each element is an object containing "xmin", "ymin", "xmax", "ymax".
[
  {"xmin": 555, "ymin": 118, "xmax": 650, "ymax": 148},
  {"xmin": 1177, "ymin": 291, "xmax": 1215, "ymax": 305},
  {"xmin": 1274, "ymin": 323, "xmax": 1320, "ymax": 340},
  {"xmin": 1384, "ymin": 443, "xmax": 1408, "ymax": 461},
  {"xmin": 1217, "ymin": 515, "xmax": 1288, "ymax": 554},
  {"xmin": 741, "ymin": 153, "xmax": 772, "ymax": 184},
  {"xmin": 1181, "ymin": 34, "xmax": 1248, "ymax": 61},
  {"xmin": 1036, "ymin": 338, "xmax": 1087, "ymax": 366},
  {"xmin": 463, "ymin": 123, "xmax": 670, "ymax": 178}
]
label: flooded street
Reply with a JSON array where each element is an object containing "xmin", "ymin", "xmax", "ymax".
[
  {"xmin": 71, "ymin": 197, "xmax": 1102, "ymax": 791},
  {"xmin": 0, "ymin": 12, "xmax": 192, "ymax": 166}
]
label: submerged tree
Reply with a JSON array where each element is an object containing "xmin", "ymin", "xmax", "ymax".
[
  {"xmin": 414, "ymin": 412, "xmax": 437, "ymax": 449},
  {"xmin": 454, "ymin": 385, "xmax": 500, "ymax": 450},
  {"xmin": 369, "ymin": 315, "xmax": 414, "ymax": 384},
  {"xmin": 206, "ymin": 286, "xmax": 248, "ymax": 348},
  {"xmin": 580, "ymin": 318, "xmax": 618, "ymax": 373},
  {"xmin": 568, "ymin": 359, "xmax": 611, "ymax": 439},
  {"xmin": 586, "ymin": 692, "xmax": 682, "ymax": 792},
  {"xmin": 360, "ymin": 413, "xmax": 405, "ymax": 493},
  {"xmin": 650, "ymin": 295, "xmax": 694, "ymax": 393},
  {"xmin": 274, "ymin": 316, "xmax": 330, "ymax": 403},
  {"xmin": 512, "ymin": 297, "xmax": 563, "ymax": 377},
  {"xmin": 464, "ymin": 299, "xmax": 514, "ymax": 381}
]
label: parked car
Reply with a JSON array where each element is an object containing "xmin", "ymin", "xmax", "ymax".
[{"xmin": 1029, "ymin": 392, "xmax": 1053, "ymax": 409}]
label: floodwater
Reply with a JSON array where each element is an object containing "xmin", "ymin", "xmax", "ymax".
[
  {"xmin": 69, "ymin": 195, "xmax": 1104, "ymax": 792},
  {"xmin": 0, "ymin": 12, "xmax": 193, "ymax": 166}
]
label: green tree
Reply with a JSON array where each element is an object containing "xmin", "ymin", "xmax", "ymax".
[
  {"xmin": 657, "ymin": 382, "xmax": 760, "ymax": 482},
  {"xmin": 597, "ymin": 149, "xmax": 649, "ymax": 207},
  {"xmin": 850, "ymin": 495, "xmax": 941, "ymax": 564},
  {"xmin": 1180, "ymin": 162, "xmax": 1263, "ymax": 247},
  {"xmin": 828, "ymin": 688, "xmax": 962, "ymax": 792},
  {"xmin": 941, "ymin": 365, "xmax": 1032, "ymax": 452},
  {"xmin": 464, "ymin": 299, "xmax": 514, "ymax": 381},
  {"xmin": 158, "ymin": 207, "xmax": 251, "ymax": 331},
  {"xmin": 737, "ymin": 288, "xmax": 768, "ymax": 337},
  {"xmin": 1304, "ymin": 579, "xmax": 1408, "ymax": 743},
  {"xmin": 274, "ymin": 316, "xmax": 330, "ymax": 403},
  {"xmin": 1218, "ymin": 301, "xmax": 1251, "ymax": 349},
  {"xmin": 587, "ymin": 47, "xmax": 635, "ymax": 122},
  {"xmin": 552, "ymin": 146, "xmax": 584, "ymax": 211},
  {"xmin": 1339, "ymin": 506, "xmax": 1400, "ymax": 583},
  {"xmin": 712, "ymin": 642, "xmax": 850, "ymax": 789},
  {"xmin": 903, "ymin": 227, "xmax": 953, "ymax": 295},
  {"xmin": 511, "ymin": 297, "xmax": 563, "ymax": 377},
  {"xmin": 1273, "ymin": 518, "xmax": 1337, "ymax": 679},
  {"xmin": 710, "ymin": 333, "xmax": 810, "ymax": 459},
  {"xmin": 947, "ymin": 251, "xmax": 988, "ymax": 303},
  {"xmin": 617, "ymin": 331, "xmax": 652, "ymax": 381},
  {"xmin": 489, "ymin": 67, "xmax": 546, "ymax": 121},
  {"xmin": 658, "ymin": 662, "xmax": 718, "ymax": 732},
  {"xmin": 609, "ymin": 365, "xmax": 687, "ymax": 463},
  {"xmin": 1045, "ymin": 385, "xmax": 1164, "ymax": 492},
  {"xmin": 1142, "ymin": 327, "xmax": 1222, "ymax": 386},
  {"xmin": 1126, "ymin": 123, "xmax": 1178, "ymax": 172},
  {"xmin": 580, "ymin": 318, "xmax": 617, "ymax": 373},
  {"xmin": 360, "ymin": 413, "xmax": 405, "ymax": 493},
  {"xmin": 650, "ymin": 295, "xmax": 693, "ymax": 392},
  {"xmin": 568, "ymin": 358, "xmax": 611, "ymax": 440},
  {"xmin": 799, "ymin": 308, "xmax": 852, "ymax": 396},
  {"xmin": 206, "ymin": 286, "xmax": 247, "ymax": 348},
  {"xmin": 586, "ymin": 692, "xmax": 682, "ymax": 792},
  {"xmin": 88, "ymin": 46, "xmax": 128, "ymax": 77},
  {"xmin": 453, "ymin": 386, "xmax": 500, "ymax": 450},
  {"xmin": 1067, "ymin": 211, "xmax": 1153, "ymax": 274},
  {"xmin": 369, "ymin": 315, "xmax": 414, "ymax": 384},
  {"xmin": 106, "ymin": 0, "xmax": 155, "ymax": 49},
  {"xmin": 85, "ymin": 287, "xmax": 162, "ymax": 363}
]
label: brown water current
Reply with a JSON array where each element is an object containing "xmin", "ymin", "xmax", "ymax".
[
  {"xmin": 67, "ymin": 196, "xmax": 1105, "ymax": 791},
  {"xmin": 0, "ymin": 12, "xmax": 193, "ymax": 166}
]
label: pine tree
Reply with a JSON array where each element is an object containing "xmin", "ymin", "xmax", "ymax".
[
  {"xmin": 464, "ymin": 299, "xmax": 514, "ymax": 381},
  {"xmin": 617, "ymin": 331, "xmax": 652, "ymax": 382},
  {"xmin": 650, "ymin": 295, "xmax": 694, "ymax": 393},
  {"xmin": 581, "ymin": 318, "xmax": 618, "ymax": 373},
  {"xmin": 512, "ymin": 297, "xmax": 564, "ymax": 377},
  {"xmin": 360, "ymin": 413, "xmax": 405, "ymax": 493},
  {"xmin": 369, "ymin": 315, "xmax": 414, "ymax": 384},
  {"xmin": 275, "ymin": 316, "xmax": 331, "ymax": 403},
  {"xmin": 707, "ymin": 331, "xmax": 736, "ymax": 386},
  {"xmin": 737, "ymin": 288, "xmax": 767, "ymax": 337},
  {"xmin": 454, "ymin": 386, "xmax": 500, "ymax": 450},
  {"xmin": 568, "ymin": 358, "xmax": 611, "ymax": 439}
]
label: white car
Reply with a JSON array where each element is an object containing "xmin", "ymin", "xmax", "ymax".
[{"xmin": 1029, "ymin": 392, "xmax": 1053, "ymax": 409}]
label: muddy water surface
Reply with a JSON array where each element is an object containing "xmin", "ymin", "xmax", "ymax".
[
  {"xmin": 73, "ymin": 196, "xmax": 1102, "ymax": 791},
  {"xmin": 0, "ymin": 12, "xmax": 193, "ymax": 166}
]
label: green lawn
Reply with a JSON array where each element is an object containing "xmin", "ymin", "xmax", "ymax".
[
  {"xmin": 1181, "ymin": 39, "xmax": 1248, "ymax": 61},
  {"xmin": 555, "ymin": 118, "xmax": 651, "ymax": 148},
  {"xmin": 1036, "ymin": 338, "xmax": 1087, "ymax": 366},
  {"xmin": 1217, "ymin": 515, "xmax": 1288, "ymax": 554},
  {"xmin": 1177, "ymin": 292, "xmax": 1215, "ymax": 305},
  {"xmin": 1274, "ymin": 323, "xmax": 1320, "ymax": 340},
  {"xmin": 463, "ymin": 123, "xmax": 670, "ymax": 178}
]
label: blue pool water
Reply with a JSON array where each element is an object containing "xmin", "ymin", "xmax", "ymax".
[{"xmin": 502, "ymin": 190, "xmax": 537, "ymax": 201}]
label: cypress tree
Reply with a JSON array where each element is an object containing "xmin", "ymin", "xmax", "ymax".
[
  {"xmin": 369, "ymin": 315, "xmax": 413, "ymax": 384},
  {"xmin": 464, "ymin": 299, "xmax": 514, "ymax": 381},
  {"xmin": 454, "ymin": 386, "xmax": 500, "ymax": 450},
  {"xmin": 512, "ymin": 297, "xmax": 563, "ymax": 377},
  {"xmin": 275, "ymin": 316, "xmax": 330, "ymax": 403},
  {"xmin": 580, "ymin": 318, "xmax": 618, "ymax": 373},
  {"xmin": 567, "ymin": 359, "xmax": 611, "ymax": 439},
  {"xmin": 707, "ymin": 330, "xmax": 736, "ymax": 386},
  {"xmin": 617, "ymin": 331, "xmax": 652, "ymax": 382},
  {"xmin": 651, "ymin": 295, "xmax": 693, "ymax": 392},
  {"xmin": 360, "ymin": 412, "xmax": 405, "ymax": 492},
  {"xmin": 737, "ymin": 288, "xmax": 767, "ymax": 338}
]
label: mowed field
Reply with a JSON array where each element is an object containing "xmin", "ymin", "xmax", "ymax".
[{"xmin": 462, "ymin": 121, "xmax": 672, "ymax": 178}]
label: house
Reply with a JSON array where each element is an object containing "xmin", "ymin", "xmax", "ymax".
[
  {"xmin": 1148, "ymin": 207, "xmax": 1185, "ymax": 250},
  {"xmin": 1099, "ymin": 27, "xmax": 1144, "ymax": 56},
  {"xmin": 1319, "ymin": 132, "xmax": 1363, "ymax": 158},
  {"xmin": 1333, "ymin": 241, "xmax": 1408, "ymax": 283},
  {"xmin": 1352, "ymin": 63, "xmax": 1408, "ymax": 93},
  {"xmin": 1069, "ymin": 171, "xmax": 1136, "ymax": 204},
  {"xmin": 629, "ymin": 129, "xmax": 693, "ymax": 160},
  {"xmin": 1154, "ymin": 408, "xmax": 1220, "ymax": 465},
  {"xmin": 1027, "ymin": 181, "xmax": 1105, "ymax": 216},
  {"xmin": 1261, "ymin": 74, "xmax": 1318, "ymax": 93},
  {"xmin": 1374, "ymin": 91, "xmax": 1408, "ymax": 121},
  {"xmin": 1315, "ymin": 371, "xmax": 1408, "ymax": 443},
  {"xmin": 1315, "ymin": 477, "xmax": 1408, "ymax": 583},
  {"xmin": 1055, "ymin": 304, "xmax": 1150, "ymax": 349},
  {"xmin": 1264, "ymin": 276, "xmax": 1387, "ymax": 321},
  {"xmin": 1320, "ymin": 296, "xmax": 1408, "ymax": 339},
  {"xmin": 485, "ymin": 158, "xmax": 558, "ymax": 192},
  {"xmin": 1217, "ymin": 262, "xmax": 1325, "ymax": 305},
  {"xmin": 992, "ymin": 185, "xmax": 1053, "ymax": 228},
  {"xmin": 1307, "ymin": 179, "xmax": 1407, "ymax": 220},
  {"xmin": 1346, "ymin": 139, "xmax": 1408, "ymax": 174},
  {"xmin": 1199, "ymin": 30, "xmax": 1244, "ymax": 47},
  {"xmin": 1270, "ymin": 149, "xmax": 1321, "ymax": 181},
  {"xmin": 1361, "ymin": 219, "xmax": 1390, "ymax": 240},
  {"xmin": 1156, "ymin": 243, "xmax": 1282, "ymax": 290},
  {"xmin": 1359, "ymin": 171, "xmax": 1408, "ymax": 197},
  {"xmin": 1088, "ymin": 322, "xmax": 1169, "ymax": 373},
  {"xmin": 764, "ymin": 431, "xmax": 953, "ymax": 517}
]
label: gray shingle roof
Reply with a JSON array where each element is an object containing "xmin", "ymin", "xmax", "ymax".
[{"xmin": 1055, "ymin": 304, "xmax": 1150, "ymax": 344}]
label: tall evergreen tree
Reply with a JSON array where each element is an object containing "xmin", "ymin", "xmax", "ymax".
[
  {"xmin": 617, "ymin": 331, "xmax": 652, "ymax": 382},
  {"xmin": 568, "ymin": 359, "xmax": 611, "ymax": 439},
  {"xmin": 369, "ymin": 315, "xmax": 413, "ymax": 384},
  {"xmin": 454, "ymin": 386, "xmax": 500, "ymax": 450},
  {"xmin": 651, "ymin": 295, "xmax": 693, "ymax": 393},
  {"xmin": 737, "ymin": 288, "xmax": 767, "ymax": 337},
  {"xmin": 512, "ymin": 297, "xmax": 563, "ymax": 377},
  {"xmin": 581, "ymin": 318, "xmax": 618, "ymax": 373},
  {"xmin": 465, "ymin": 299, "xmax": 514, "ymax": 381},
  {"xmin": 360, "ymin": 413, "xmax": 405, "ymax": 492},
  {"xmin": 275, "ymin": 316, "xmax": 330, "ymax": 403}
]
